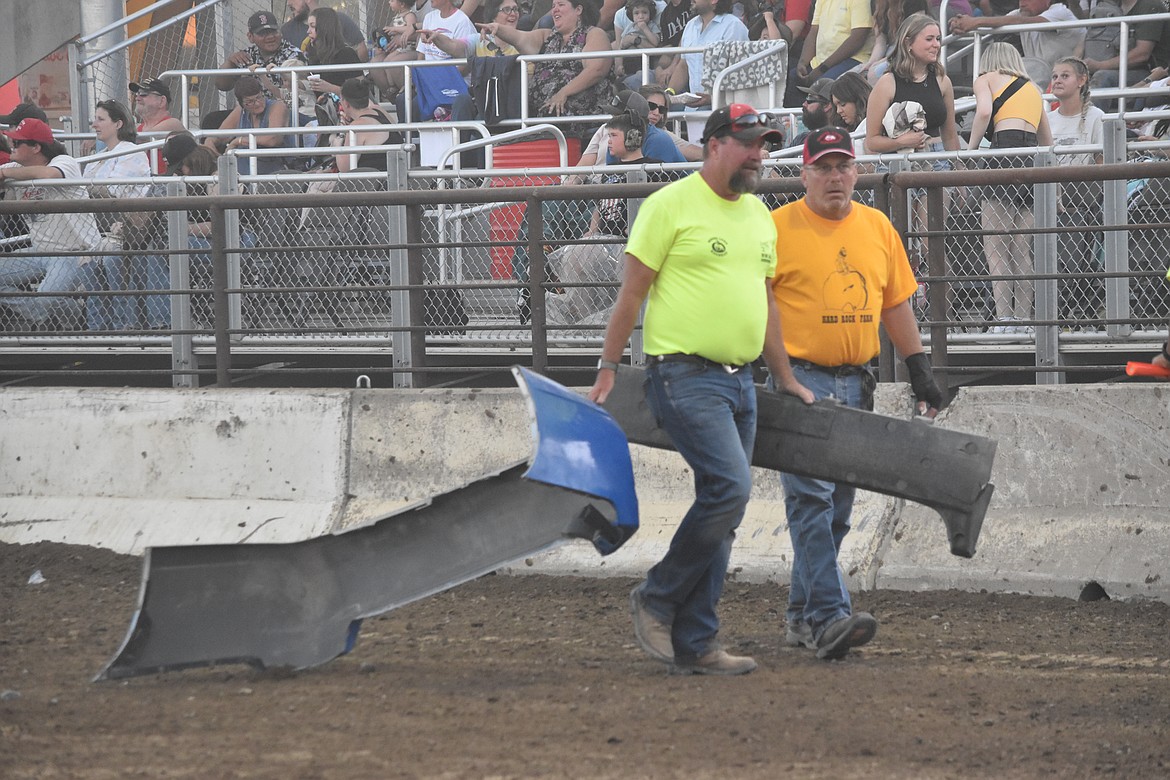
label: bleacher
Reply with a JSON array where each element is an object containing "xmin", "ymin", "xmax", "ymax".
[{"xmin": 0, "ymin": 0, "xmax": 1166, "ymax": 389}]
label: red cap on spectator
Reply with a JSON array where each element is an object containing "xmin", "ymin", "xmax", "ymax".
[{"xmin": 3, "ymin": 118, "xmax": 55, "ymax": 145}]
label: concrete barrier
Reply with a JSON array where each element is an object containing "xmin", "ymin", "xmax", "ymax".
[
  {"xmin": 2, "ymin": 383, "xmax": 1168, "ymax": 602},
  {"xmin": 875, "ymin": 385, "xmax": 1170, "ymax": 601}
]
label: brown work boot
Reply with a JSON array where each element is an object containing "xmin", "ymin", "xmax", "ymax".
[
  {"xmin": 670, "ymin": 649, "xmax": 758, "ymax": 676},
  {"xmin": 629, "ymin": 586, "xmax": 673, "ymax": 663}
]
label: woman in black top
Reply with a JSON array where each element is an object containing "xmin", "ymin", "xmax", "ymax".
[
  {"xmin": 865, "ymin": 13, "xmax": 959, "ymax": 157},
  {"xmin": 334, "ymin": 78, "xmax": 402, "ymax": 172},
  {"xmin": 306, "ymin": 7, "xmax": 365, "ymax": 97}
]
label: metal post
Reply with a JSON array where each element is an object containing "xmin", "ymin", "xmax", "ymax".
[
  {"xmin": 626, "ymin": 169, "xmax": 647, "ymax": 365},
  {"xmin": 1102, "ymin": 118, "xmax": 1131, "ymax": 338},
  {"xmin": 211, "ymin": 206, "xmax": 232, "ymax": 386},
  {"xmin": 77, "ymin": 0, "xmax": 126, "ymax": 131},
  {"xmin": 213, "ymin": 0, "xmax": 231, "ymax": 114},
  {"xmin": 67, "ymin": 44, "xmax": 88, "ymax": 155},
  {"xmin": 218, "ymin": 154, "xmax": 243, "ymax": 340},
  {"xmin": 386, "ymin": 151, "xmax": 414, "ymax": 388},
  {"xmin": 167, "ymin": 180, "xmax": 197, "ymax": 388},
  {"xmin": 925, "ymin": 184, "xmax": 949, "ymax": 376},
  {"xmin": 405, "ymin": 201, "xmax": 429, "ymax": 385},
  {"xmin": 526, "ymin": 194, "xmax": 548, "ymax": 374},
  {"xmin": 1033, "ymin": 149, "xmax": 1063, "ymax": 384},
  {"xmin": 882, "ymin": 159, "xmax": 910, "ymax": 383}
]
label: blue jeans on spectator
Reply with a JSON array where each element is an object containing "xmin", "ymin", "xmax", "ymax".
[
  {"xmin": 0, "ymin": 253, "xmax": 83, "ymax": 325},
  {"xmin": 79, "ymin": 255, "xmax": 135, "ymax": 331},
  {"xmin": 771, "ymin": 362, "xmax": 864, "ymax": 639},
  {"xmin": 638, "ymin": 359, "xmax": 757, "ymax": 661},
  {"xmin": 820, "ymin": 58, "xmax": 862, "ymax": 80},
  {"xmin": 511, "ymin": 199, "xmax": 593, "ymax": 284},
  {"xmin": 133, "ymin": 254, "xmax": 170, "ymax": 329}
]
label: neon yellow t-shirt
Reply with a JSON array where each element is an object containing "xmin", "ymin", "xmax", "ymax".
[
  {"xmin": 771, "ymin": 198, "xmax": 917, "ymax": 367},
  {"xmin": 626, "ymin": 173, "xmax": 778, "ymax": 366}
]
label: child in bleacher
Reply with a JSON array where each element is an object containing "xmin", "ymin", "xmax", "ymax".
[{"xmin": 613, "ymin": 0, "xmax": 660, "ymax": 85}]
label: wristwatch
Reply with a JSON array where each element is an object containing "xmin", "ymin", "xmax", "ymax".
[{"xmin": 597, "ymin": 359, "xmax": 620, "ymax": 371}]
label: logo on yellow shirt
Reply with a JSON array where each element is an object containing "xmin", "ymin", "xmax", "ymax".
[
  {"xmin": 822, "ymin": 248, "xmax": 869, "ymax": 313},
  {"xmin": 709, "ymin": 237, "xmax": 727, "ymax": 256}
]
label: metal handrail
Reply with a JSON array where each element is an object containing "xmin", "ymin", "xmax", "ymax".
[{"xmin": 435, "ymin": 123, "xmax": 566, "ymax": 172}]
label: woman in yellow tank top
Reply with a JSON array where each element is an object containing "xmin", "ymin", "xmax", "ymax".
[{"xmin": 967, "ymin": 42, "xmax": 1052, "ymax": 338}]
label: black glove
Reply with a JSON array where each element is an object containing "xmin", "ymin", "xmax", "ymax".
[{"xmin": 904, "ymin": 352, "xmax": 947, "ymax": 413}]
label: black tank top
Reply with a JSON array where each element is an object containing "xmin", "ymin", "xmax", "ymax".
[
  {"xmin": 892, "ymin": 71, "xmax": 947, "ymax": 139},
  {"xmin": 355, "ymin": 106, "xmax": 402, "ymax": 171}
]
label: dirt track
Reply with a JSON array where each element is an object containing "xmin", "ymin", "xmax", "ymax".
[{"xmin": 3, "ymin": 541, "xmax": 1169, "ymax": 779}]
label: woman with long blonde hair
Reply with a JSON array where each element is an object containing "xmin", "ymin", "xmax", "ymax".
[{"xmin": 969, "ymin": 41, "xmax": 1053, "ymax": 336}]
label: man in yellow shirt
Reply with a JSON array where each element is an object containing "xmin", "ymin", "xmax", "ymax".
[
  {"xmin": 589, "ymin": 104, "xmax": 812, "ymax": 676},
  {"xmin": 771, "ymin": 126, "xmax": 945, "ymax": 660}
]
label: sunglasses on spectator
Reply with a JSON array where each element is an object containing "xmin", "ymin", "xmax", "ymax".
[
  {"xmin": 803, "ymin": 96, "xmax": 827, "ymax": 105},
  {"xmin": 498, "ymin": 4, "xmax": 521, "ymax": 13},
  {"xmin": 11, "ymin": 139, "xmax": 38, "ymax": 147},
  {"xmin": 647, "ymin": 101, "xmax": 666, "ymax": 112},
  {"xmin": 136, "ymin": 90, "xmax": 164, "ymax": 98}
]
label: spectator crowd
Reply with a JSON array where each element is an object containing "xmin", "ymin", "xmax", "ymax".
[{"xmin": 1, "ymin": 0, "xmax": 1169, "ymax": 333}]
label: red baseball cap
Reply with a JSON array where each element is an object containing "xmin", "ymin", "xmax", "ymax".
[
  {"xmin": 701, "ymin": 103, "xmax": 784, "ymax": 145},
  {"xmin": 3, "ymin": 117, "xmax": 55, "ymax": 146},
  {"xmin": 803, "ymin": 126, "xmax": 855, "ymax": 165}
]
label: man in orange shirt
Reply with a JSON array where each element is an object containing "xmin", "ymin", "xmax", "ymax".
[{"xmin": 770, "ymin": 126, "xmax": 945, "ymax": 660}]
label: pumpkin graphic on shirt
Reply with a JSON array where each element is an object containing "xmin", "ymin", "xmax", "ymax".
[{"xmin": 822, "ymin": 248, "xmax": 868, "ymax": 312}]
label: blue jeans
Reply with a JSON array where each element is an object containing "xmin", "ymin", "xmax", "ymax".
[
  {"xmin": 79, "ymin": 255, "xmax": 135, "ymax": 331},
  {"xmin": 0, "ymin": 253, "xmax": 82, "ymax": 325},
  {"xmin": 511, "ymin": 199, "xmax": 593, "ymax": 284},
  {"xmin": 772, "ymin": 362, "xmax": 864, "ymax": 638},
  {"xmin": 639, "ymin": 360, "xmax": 757, "ymax": 660},
  {"xmin": 821, "ymin": 58, "xmax": 862, "ymax": 80},
  {"xmin": 133, "ymin": 254, "xmax": 171, "ymax": 329},
  {"xmin": 80, "ymin": 253, "xmax": 169, "ymax": 331}
]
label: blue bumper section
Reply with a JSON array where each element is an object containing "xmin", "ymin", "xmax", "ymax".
[{"xmin": 514, "ymin": 367, "xmax": 639, "ymax": 555}]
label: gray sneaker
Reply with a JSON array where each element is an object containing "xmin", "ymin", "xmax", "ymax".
[
  {"xmin": 629, "ymin": 586, "xmax": 674, "ymax": 664},
  {"xmin": 670, "ymin": 649, "xmax": 757, "ymax": 676},
  {"xmin": 785, "ymin": 621, "xmax": 816, "ymax": 650},
  {"xmin": 815, "ymin": 612, "xmax": 878, "ymax": 660}
]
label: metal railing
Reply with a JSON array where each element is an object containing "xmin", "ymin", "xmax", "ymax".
[
  {"xmin": 946, "ymin": 11, "xmax": 1170, "ymax": 116},
  {"xmin": 3, "ymin": 127, "xmax": 1169, "ymax": 388}
]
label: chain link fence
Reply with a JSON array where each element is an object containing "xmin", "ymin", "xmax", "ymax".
[{"xmin": 2, "ymin": 146, "xmax": 1168, "ymax": 385}]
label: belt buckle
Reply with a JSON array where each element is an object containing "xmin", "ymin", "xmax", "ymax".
[{"xmin": 721, "ymin": 363, "xmax": 736, "ymax": 374}]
